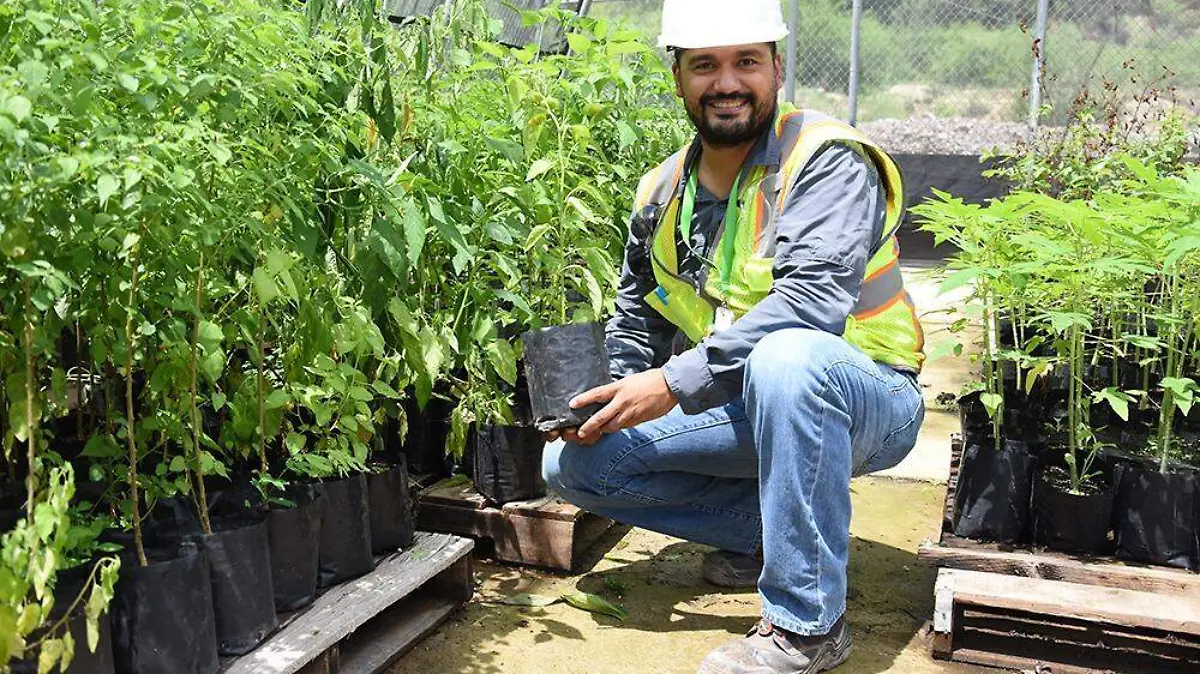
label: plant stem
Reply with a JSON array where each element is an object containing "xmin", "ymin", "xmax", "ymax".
[
  {"xmin": 257, "ymin": 280, "xmax": 268, "ymax": 476},
  {"xmin": 190, "ymin": 254, "xmax": 213, "ymax": 536},
  {"xmin": 125, "ymin": 253, "xmax": 148, "ymax": 567},
  {"xmin": 23, "ymin": 282, "xmax": 36, "ymax": 518}
]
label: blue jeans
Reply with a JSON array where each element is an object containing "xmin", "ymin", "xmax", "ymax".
[{"xmin": 542, "ymin": 328, "xmax": 925, "ymax": 636}]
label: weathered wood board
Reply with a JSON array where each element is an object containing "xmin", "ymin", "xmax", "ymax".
[{"xmin": 223, "ymin": 532, "xmax": 473, "ymax": 674}]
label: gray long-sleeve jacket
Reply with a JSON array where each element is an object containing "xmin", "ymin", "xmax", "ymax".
[{"xmin": 605, "ymin": 123, "xmax": 887, "ymax": 415}]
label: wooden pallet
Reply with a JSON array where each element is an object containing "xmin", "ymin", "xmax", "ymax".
[
  {"xmin": 931, "ymin": 568, "xmax": 1200, "ymax": 673},
  {"xmin": 224, "ymin": 532, "xmax": 473, "ymax": 674},
  {"xmin": 417, "ymin": 480, "xmax": 614, "ymax": 572},
  {"xmin": 921, "ymin": 433, "xmax": 1200, "ymax": 672}
]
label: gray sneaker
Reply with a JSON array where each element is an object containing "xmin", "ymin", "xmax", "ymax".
[
  {"xmin": 702, "ymin": 550, "xmax": 763, "ymax": 588},
  {"xmin": 697, "ymin": 617, "xmax": 852, "ymax": 674}
]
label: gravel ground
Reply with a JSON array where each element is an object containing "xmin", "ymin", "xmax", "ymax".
[
  {"xmin": 859, "ymin": 117, "xmax": 1040, "ymax": 156},
  {"xmin": 861, "ymin": 115, "xmax": 1199, "ymax": 158}
]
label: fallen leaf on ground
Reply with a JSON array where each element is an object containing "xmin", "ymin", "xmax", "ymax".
[{"xmin": 560, "ymin": 591, "xmax": 629, "ymax": 621}]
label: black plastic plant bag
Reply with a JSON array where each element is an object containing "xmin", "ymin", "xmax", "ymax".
[
  {"xmin": 952, "ymin": 440, "xmax": 1035, "ymax": 543},
  {"xmin": 401, "ymin": 397, "xmax": 452, "ymax": 475},
  {"xmin": 317, "ymin": 474, "xmax": 375, "ymax": 587},
  {"xmin": 1031, "ymin": 468, "xmax": 1114, "ymax": 554},
  {"xmin": 266, "ymin": 483, "xmax": 323, "ymax": 612},
  {"xmin": 522, "ymin": 322, "xmax": 613, "ymax": 433},
  {"xmin": 111, "ymin": 544, "xmax": 219, "ymax": 674},
  {"xmin": 367, "ymin": 459, "xmax": 415, "ymax": 554},
  {"xmin": 12, "ymin": 560, "xmax": 116, "ymax": 674},
  {"xmin": 187, "ymin": 520, "xmax": 278, "ymax": 655},
  {"xmin": 473, "ymin": 424, "xmax": 547, "ymax": 505},
  {"xmin": 1113, "ymin": 463, "xmax": 1198, "ymax": 570}
]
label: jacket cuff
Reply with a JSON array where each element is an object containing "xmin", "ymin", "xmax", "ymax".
[{"xmin": 662, "ymin": 348, "xmax": 719, "ymax": 415}]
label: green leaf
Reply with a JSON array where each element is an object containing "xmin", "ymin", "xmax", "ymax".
[
  {"xmin": 373, "ymin": 381, "xmax": 401, "ymax": 399},
  {"xmin": 4, "ymin": 95, "xmax": 32, "ymax": 123},
  {"xmin": 938, "ymin": 268, "xmax": 979, "ymax": 295},
  {"xmin": 116, "ymin": 73, "xmax": 139, "ymax": 93},
  {"xmin": 252, "ymin": 268, "xmax": 281, "ymax": 305},
  {"xmin": 169, "ymin": 456, "xmax": 187, "ymax": 472},
  {"xmin": 486, "ymin": 339, "xmax": 518, "ymax": 386},
  {"xmin": 96, "ymin": 175, "xmax": 120, "ymax": 206},
  {"xmin": 37, "ymin": 637, "xmax": 62, "ymax": 674},
  {"xmin": 200, "ymin": 351, "xmax": 224, "ymax": 381},
  {"xmin": 285, "ymin": 433, "xmax": 306, "ymax": 454},
  {"xmin": 560, "ymin": 591, "xmax": 628, "ymax": 621},
  {"xmin": 526, "ymin": 159, "xmax": 554, "ymax": 182},
  {"xmin": 265, "ymin": 390, "xmax": 290, "ymax": 410},
  {"xmin": 1092, "ymin": 387, "xmax": 1132, "ymax": 421},
  {"xmin": 199, "ymin": 321, "xmax": 223, "ymax": 345},
  {"xmin": 211, "ymin": 392, "xmax": 227, "ymax": 410},
  {"xmin": 402, "ymin": 203, "xmax": 427, "ymax": 270},
  {"xmin": 979, "ymin": 392, "xmax": 1003, "ymax": 418}
]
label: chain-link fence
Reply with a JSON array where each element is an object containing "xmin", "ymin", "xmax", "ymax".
[{"xmin": 589, "ymin": 0, "xmax": 1200, "ymax": 128}]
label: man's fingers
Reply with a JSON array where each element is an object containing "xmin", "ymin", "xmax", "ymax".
[
  {"xmin": 570, "ymin": 382, "xmax": 618, "ymax": 409},
  {"xmin": 577, "ymin": 401, "xmax": 620, "ymax": 439}
]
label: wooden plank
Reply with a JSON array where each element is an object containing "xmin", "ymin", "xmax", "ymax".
[
  {"xmin": 918, "ymin": 541, "xmax": 1200, "ymax": 598},
  {"xmin": 502, "ymin": 495, "xmax": 582, "ymax": 522},
  {"xmin": 947, "ymin": 648, "xmax": 1103, "ymax": 674},
  {"xmin": 945, "ymin": 569, "xmax": 1200, "ymax": 637},
  {"xmin": 942, "ymin": 433, "xmax": 962, "ymax": 534},
  {"xmin": 963, "ymin": 610, "xmax": 1200, "ymax": 662},
  {"xmin": 225, "ymin": 533, "xmax": 473, "ymax": 674},
  {"xmin": 494, "ymin": 510, "xmax": 577, "ymax": 569},
  {"xmin": 336, "ymin": 594, "xmax": 460, "ymax": 674},
  {"xmin": 422, "ymin": 481, "xmax": 491, "ymax": 510}
]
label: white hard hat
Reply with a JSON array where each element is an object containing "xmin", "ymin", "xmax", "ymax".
[{"xmin": 658, "ymin": 0, "xmax": 790, "ymax": 50}]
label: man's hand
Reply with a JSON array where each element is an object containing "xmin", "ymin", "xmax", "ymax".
[{"xmin": 545, "ymin": 369, "xmax": 677, "ymax": 446}]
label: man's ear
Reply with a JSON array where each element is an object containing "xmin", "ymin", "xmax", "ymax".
[
  {"xmin": 774, "ymin": 52, "xmax": 784, "ymax": 91},
  {"xmin": 673, "ymin": 62, "xmax": 684, "ymax": 98}
]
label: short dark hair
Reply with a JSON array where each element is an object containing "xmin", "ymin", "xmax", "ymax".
[{"xmin": 672, "ymin": 42, "xmax": 778, "ymax": 66}]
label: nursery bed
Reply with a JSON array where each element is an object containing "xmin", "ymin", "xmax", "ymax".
[
  {"xmin": 921, "ymin": 435, "xmax": 1200, "ymax": 672},
  {"xmin": 223, "ymin": 532, "xmax": 473, "ymax": 674},
  {"xmin": 417, "ymin": 479, "xmax": 613, "ymax": 572}
]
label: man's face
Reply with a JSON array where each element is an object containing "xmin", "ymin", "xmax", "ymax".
[{"xmin": 673, "ymin": 44, "xmax": 782, "ymax": 148}]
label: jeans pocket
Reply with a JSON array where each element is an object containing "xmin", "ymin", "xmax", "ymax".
[{"xmin": 859, "ymin": 386, "xmax": 925, "ymax": 475}]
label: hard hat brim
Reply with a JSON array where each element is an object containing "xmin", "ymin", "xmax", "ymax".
[{"xmin": 658, "ymin": 27, "xmax": 789, "ymax": 50}]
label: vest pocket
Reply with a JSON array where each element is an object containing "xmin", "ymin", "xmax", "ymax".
[
  {"xmin": 742, "ymin": 256, "xmax": 775, "ymax": 296},
  {"xmin": 645, "ymin": 284, "xmax": 713, "ymax": 343}
]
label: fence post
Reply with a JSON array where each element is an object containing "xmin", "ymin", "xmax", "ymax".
[
  {"xmin": 1028, "ymin": 0, "xmax": 1050, "ymax": 127},
  {"xmin": 785, "ymin": 0, "xmax": 799, "ymax": 104},
  {"xmin": 848, "ymin": 0, "xmax": 863, "ymax": 125}
]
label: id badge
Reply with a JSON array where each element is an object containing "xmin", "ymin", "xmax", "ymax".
[{"xmin": 713, "ymin": 306, "xmax": 735, "ymax": 334}]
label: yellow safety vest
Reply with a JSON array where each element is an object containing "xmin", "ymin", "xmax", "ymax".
[{"xmin": 634, "ymin": 108, "xmax": 925, "ymax": 373}]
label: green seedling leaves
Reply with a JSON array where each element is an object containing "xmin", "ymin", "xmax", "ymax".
[
  {"xmin": 491, "ymin": 592, "xmax": 629, "ymax": 621},
  {"xmin": 979, "ymin": 392, "xmax": 1003, "ymax": 419},
  {"xmin": 1092, "ymin": 387, "xmax": 1134, "ymax": 421},
  {"xmin": 560, "ymin": 591, "xmax": 628, "ymax": 621}
]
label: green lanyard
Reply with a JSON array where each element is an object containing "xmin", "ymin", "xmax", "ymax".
[{"xmin": 679, "ymin": 168, "xmax": 743, "ymax": 294}]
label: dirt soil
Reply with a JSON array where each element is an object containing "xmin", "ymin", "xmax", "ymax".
[{"xmin": 389, "ymin": 478, "xmax": 989, "ymax": 674}]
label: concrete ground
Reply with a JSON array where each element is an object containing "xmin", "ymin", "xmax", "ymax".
[{"xmin": 390, "ymin": 264, "xmax": 984, "ymax": 674}]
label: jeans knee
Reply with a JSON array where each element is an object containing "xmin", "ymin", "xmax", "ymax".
[
  {"xmin": 542, "ymin": 436, "xmax": 621, "ymax": 500},
  {"xmin": 747, "ymin": 329, "xmax": 847, "ymax": 392}
]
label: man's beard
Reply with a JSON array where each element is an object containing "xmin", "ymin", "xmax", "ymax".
[{"xmin": 685, "ymin": 92, "xmax": 776, "ymax": 148}]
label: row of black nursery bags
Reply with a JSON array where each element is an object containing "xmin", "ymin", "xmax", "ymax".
[{"xmin": 31, "ymin": 458, "xmax": 417, "ymax": 674}]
